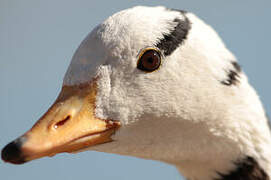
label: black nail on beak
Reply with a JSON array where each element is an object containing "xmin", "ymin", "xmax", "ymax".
[{"xmin": 1, "ymin": 136, "xmax": 27, "ymax": 164}]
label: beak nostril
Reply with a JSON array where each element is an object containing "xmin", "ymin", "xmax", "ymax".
[{"xmin": 54, "ymin": 115, "xmax": 71, "ymax": 129}]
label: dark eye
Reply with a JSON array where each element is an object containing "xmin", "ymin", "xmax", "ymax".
[{"xmin": 137, "ymin": 49, "xmax": 161, "ymax": 72}]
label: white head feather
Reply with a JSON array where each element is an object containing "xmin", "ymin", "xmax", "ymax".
[{"xmin": 61, "ymin": 6, "xmax": 271, "ymax": 180}]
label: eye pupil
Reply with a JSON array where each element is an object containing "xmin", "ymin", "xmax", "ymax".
[
  {"xmin": 147, "ymin": 57, "xmax": 153, "ymax": 64},
  {"xmin": 137, "ymin": 49, "xmax": 161, "ymax": 72}
]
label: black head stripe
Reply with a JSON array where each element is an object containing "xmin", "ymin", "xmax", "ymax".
[
  {"xmin": 155, "ymin": 10, "xmax": 191, "ymax": 56},
  {"xmin": 232, "ymin": 61, "xmax": 241, "ymax": 72},
  {"xmin": 221, "ymin": 61, "xmax": 242, "ymax": 86}
]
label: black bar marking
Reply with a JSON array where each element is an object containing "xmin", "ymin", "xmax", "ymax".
[
  {"xmin": 221, "ymin": 61, "xmax": 242, "ymax": 86},
  {"xmin": 155, "ymin": 10, "xmax": 191, "ymax": 56},
  {"xmin": 217, "ymin": 156, "xmax": 269, "ymax": 180}
]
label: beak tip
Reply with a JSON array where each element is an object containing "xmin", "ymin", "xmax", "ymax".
[{"xmin": 1, "ymin": 137, "xmax": 27, "ymax": 165}]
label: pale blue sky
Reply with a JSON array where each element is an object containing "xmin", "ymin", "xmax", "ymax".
[{"xmin": 1, "ymin": 1, "xmax": 271, "ymax": 180}]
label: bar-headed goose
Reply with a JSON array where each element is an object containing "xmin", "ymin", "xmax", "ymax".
[{"xmin": 2, "ymin": 6, "xmax": 271, "ymax": 180}]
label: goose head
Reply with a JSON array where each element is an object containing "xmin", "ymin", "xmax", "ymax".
[{"xmin": 2, "ymin": 6, "xmax": 271, "ymax": 180}]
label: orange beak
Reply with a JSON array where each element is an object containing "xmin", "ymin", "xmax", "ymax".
[{"xmin": 1, "ymin": 81, "xmax": 120, "ymax": 164}]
